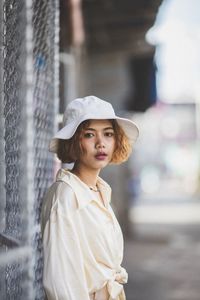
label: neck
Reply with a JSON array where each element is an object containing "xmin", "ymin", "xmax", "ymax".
[{"xmin": 71, "ymin": 163, "xmax": 100, "ymax": 188}]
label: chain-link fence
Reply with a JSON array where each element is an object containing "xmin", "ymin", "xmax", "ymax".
[{"xmin": 0, "ymin": 0, "xmax": 59, "ymax": 299}]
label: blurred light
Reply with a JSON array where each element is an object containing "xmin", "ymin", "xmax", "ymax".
[
  {"xmin": 163, "ymin": 145, "xmax": 199, "ymax": 176},
  {"xmin": 145, "ymin": 0, "xmax": 200, "ymax": 103},
  {"xmin": 130, "ymin": 203, "xmax": 200, "ymax": 224},
  {"xmin": 160, "ymin": 116, "xmax": 180, "ymax": 138},
  {"xmin": 140, "ymin": 166, "xmax": 160, "ymax": 194},
  {"xmin": 183, "ymin": 175, "xmax": 197, "ymax": 194}
]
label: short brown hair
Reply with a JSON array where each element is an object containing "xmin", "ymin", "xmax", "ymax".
[{"xmin": 56, "ymin": 119, "xmax": 132, "ymax": 164}]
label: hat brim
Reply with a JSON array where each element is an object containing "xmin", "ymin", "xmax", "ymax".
[{"xmin": 49, "ymin": 115, "xmax": 139, "ymax": 153}]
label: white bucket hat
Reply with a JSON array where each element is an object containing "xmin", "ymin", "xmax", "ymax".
[{"xmin": 49, "ymin": 95, "xmax": 139, "ymax": 153}]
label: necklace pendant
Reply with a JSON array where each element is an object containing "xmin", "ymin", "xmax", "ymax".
[{"xmin": 89, "ymin": 187, "xmax": 100, "ymax": 192}]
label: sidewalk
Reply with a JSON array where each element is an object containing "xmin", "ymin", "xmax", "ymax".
[{"xmin": 123, "ymin": 223, "xmax": 200, "ymax": 300}]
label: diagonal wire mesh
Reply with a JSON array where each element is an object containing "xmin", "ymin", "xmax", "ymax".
[
  {"xmin": 0, "ymin": 0, "xmax": 59, "ymax": 299},
  {"xmin": 32, "ymin": 1, "xmax": 59, "ymax": 297}
]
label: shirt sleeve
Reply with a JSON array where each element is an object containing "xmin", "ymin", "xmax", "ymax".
[{"xmin": 42, "ymin": 184, "xmax": 90, "ymax": 300}]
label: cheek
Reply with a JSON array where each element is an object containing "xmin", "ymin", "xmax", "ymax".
[
  {"xmin": 79, "ymin": 139, "xmax": 86, "ymax": 156},
  {"xmin": 110, "ymin": 139, "xmax": 116, "ymax": 153},
  {"xmin": 80, "ymin": 140, "xmax": 92, "ymax": 155}
]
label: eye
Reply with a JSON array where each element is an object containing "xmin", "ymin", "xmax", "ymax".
[
  {"xmin": 84, "ymin": 132, "xmax": 94, "ymax": 138},
  {"xmin": 105, "ymin": 132, "xmax": 114, "ymax": 137}
]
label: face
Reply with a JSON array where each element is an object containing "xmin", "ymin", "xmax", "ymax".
[{"xmin": 76, "ymin": 119, "xmax": 116, "ymax": 172}]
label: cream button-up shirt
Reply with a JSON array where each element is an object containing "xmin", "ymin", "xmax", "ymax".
[{"xmin": 41, "ymin": 168, "xmax": 128, "ymax": 300}]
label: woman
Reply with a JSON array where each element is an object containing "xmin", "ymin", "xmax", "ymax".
[{"xmin": 41, "ymin": 95, "xmax": 139, "ymax": 300}]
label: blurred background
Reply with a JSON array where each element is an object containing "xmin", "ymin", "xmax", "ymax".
[{"xmin": 1, "ymin": 0, "xmax": 200, "ymax": 299}]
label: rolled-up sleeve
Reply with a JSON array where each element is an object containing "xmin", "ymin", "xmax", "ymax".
[{"xmin": 42, "ymin": 208, "xmax": 90, "ymax": 300}]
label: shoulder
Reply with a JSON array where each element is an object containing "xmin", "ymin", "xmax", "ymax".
[
  {"xmin": 41, "ymin": 181, "xmax": 77, "ymax": 223},
  {"xmin": 41, "ymin": 180, "xmax": 78, "ymax": 233},
  {"xmin": 57, "ymin": 181, "xmax": 78, "ymax": 211}
]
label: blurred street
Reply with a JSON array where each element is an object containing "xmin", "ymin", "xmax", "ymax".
[{"xmin": 123, "ymin": 222, "xmax": 200, "ymax": 300}]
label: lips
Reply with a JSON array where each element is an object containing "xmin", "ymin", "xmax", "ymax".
[{"xmin": 95, "ymin": 152, "xmax": 108, "ymax": 160}]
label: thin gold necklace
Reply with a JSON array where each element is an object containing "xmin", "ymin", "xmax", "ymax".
[{"xmin": 89, "ymin": 186, "xmax": 100, "ymax": 192}]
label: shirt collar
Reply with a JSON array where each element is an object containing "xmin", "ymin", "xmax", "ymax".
[{"xmin": 56, "ymin": 168, "xmax": 112, "ymax": 210}]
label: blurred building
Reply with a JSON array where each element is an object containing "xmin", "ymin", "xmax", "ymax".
[
  {"xmin": 59, "ymin": 0, "xmax": 161, "ymax": 110},
  {"xmin": 59, "ymin": 0, "xmax": 162, "ymax": 234}
]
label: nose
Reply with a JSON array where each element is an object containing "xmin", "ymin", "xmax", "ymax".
[{"xmin": 95, "ymin": 135, "xmax": 105, "ymax": 149}]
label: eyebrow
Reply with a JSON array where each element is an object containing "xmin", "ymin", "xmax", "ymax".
[{"xmin": 84, "ymin": 127, "xmax": 114, "ymax": 131}]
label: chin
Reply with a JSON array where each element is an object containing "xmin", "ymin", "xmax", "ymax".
[{"xmin": 97, "ymin": 161, "xmax": 109, "ymax": 169}]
